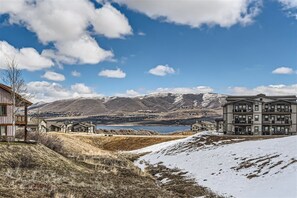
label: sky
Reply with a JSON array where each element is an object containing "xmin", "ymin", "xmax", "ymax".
[{"xmin": 0, "ymin": 0, "xmax": 296, "ymax": 102}]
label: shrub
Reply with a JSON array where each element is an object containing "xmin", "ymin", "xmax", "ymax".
[
  {"xmin": 7, "ymin": 151, "xmax": 36, "ymax": 169},
  {"xmin": 15, "ymin": 131, "xmax": 64, "ymax": 154},
  {"xmin": 29, "ymin": 132, "xmax": 64, "ymax": 154}
]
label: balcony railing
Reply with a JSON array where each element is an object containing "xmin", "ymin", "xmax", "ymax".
[
  {"xmin": 233, "ymin": 109, "xmax": 253, "ymax": 113},
  {"xmin": 263, "ymin": 109, "xmax": 292, "ymax": 113},
  {"xmin": 15, "ymin": 115, "xmax": 26, "ymax": 125},
  {"xmin": 262, "ymin": 120, "xmax": 292, "ymax": 125},
  {"xmin": 233, "ymin": 120, "xmax": 253, "ymax": 124}
]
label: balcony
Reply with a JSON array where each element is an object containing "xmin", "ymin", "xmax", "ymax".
[
  {"xmin": 15, "ymin": 115, "xmax": 26, "ymax": 125},
  {"xmin": 262, "ymin": 109, "xmax": 292, "ymax": 114},
  {"xmin": 262, "ymin": 120, "xmax": 292, "ymax": 125},
  {"xmin": 233, "ymin": 109, "xmax": 253, "ymax": 114},
  {"xmin": 233, "ymin": 120, "xmax": 253, "ymax": 125}
]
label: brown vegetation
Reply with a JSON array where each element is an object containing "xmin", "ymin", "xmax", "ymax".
[{"xmin": 51, "ymin": 132, "xmax": 185, "ymax": 151}]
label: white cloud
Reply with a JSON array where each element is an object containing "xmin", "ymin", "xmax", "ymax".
[
  {"xmin": 54, "ymin": 35, "xmax": 113, "ymax": 64},
  {"xmin": 150, "ymin": 86, "xmax": 214, "ymax": 95},
  {"xmin": 71, "ymin": 70, "xmax": 81, "ymax": 77},
  {"xmin": 98, "ymin": 68, "xmax": 126, "ymax": 78},
  {"xmin": 229, "ymin": 84, "xmax": 297, "ymax": 96},
  {"xmin": 27, "ymin": 81, "xmax": 101, "ymax": 102},
  {"xmin": 116, "ymin": 89, "xmax": 141, "ymax": 97},
  {"xmin": 138, "ymin": 31, "xmax": 146, "ymax": 36},
  {"xmin": 92, "ymin": 3, "xmax": 132, "ymax": 38},
  {"xmin": 0, "ymin": 41, "xmax": 54, "ymax": 71},
  {"xmin": 0, "ymin": 0, "xmax": 132, "ymax": 65},
  {"xmin": 278, "ymin": 0, "xmax": 297, "ymax": 9},
  {"xmin": 149, "ymin": 65, "xmax": 175, "ymax": 76},
  {"xmin": 278, "ymin": 0, "xmax": 297, "ymax": 19},
  {"xmin": 116, "ymin": 86, "xmax": 213, "ymax": 97},
  {"xmin": 272, "ymin": 67, "xmax": 295, "ymax": 74},
  {"xmin": 114, "ymin": 0, "xmax": 262, "ymax": 28},
  {"xmin": 71, "ymin": 83, "xmax": 93, "ymax": 94},
  {"xmin": 42, "ymin": 71, "xmax": 65, "ymax": 81}
]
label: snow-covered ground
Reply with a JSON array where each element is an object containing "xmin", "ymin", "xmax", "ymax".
[{"xmin": 132, "ymin": 132, "xmax": 297, "ymax": 198}]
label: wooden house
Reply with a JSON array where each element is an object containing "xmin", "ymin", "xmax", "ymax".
[
  {"xmin": 0, "ymin": 83, "xmax": 32, "ymax": 141},
  {"xmin": 71, "ymin": 122, "xmax": 95, "ymax": 133},
  {"xmin": 47, "ymin": 123, "xmax": 63, "ymax": 132},
  {"xmin": 27, "ymin": 117, "xmax": 47, "ymax": 133}
]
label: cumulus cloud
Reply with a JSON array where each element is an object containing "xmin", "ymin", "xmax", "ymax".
[
  {"xmin": 114, "ymin": 0, "xmax": 262, "ymax": 28},
  {"xmin": 27, "ymin": 81, "xmax": 101, "ymax": 102},
  {"xmin": 0, "ymin": 0, "xmax": 132, "ymax": 65},
  {"xmin": 53, "ymin": 35, "xmax": 113, "ymax": 64},
  {"xmin": 98, "ymin": 68, "xmax": 126, "ymax": 78},
  {"xmin": 92, "ymin": 3, "xmax": 132, "ymax": 38},
  {"xmin": 272, "ymin": 67, "xmax": 295, "ymax": 74},
  {"xmin": 229, "ymin": 84, "xmax": 297, "ymax": 96},
  {"xmin": 150, "ymin": 86, "xmax": 214, "ymax": 94},
  {"xmin": 0, "ymin": 41, "xmax": 54, "ymax": 71},
  {"xmin": 42, "ymin": 71, "xmax": 65, "ymax": 81},
  {"xmin": 149, "ymin": 65, "xmax": 175, "ymax": 76},
  {"xmin": 71, "ymin": 70, "xmax": 81, "ymax": 77},
  {"xmin": 115, "ymin": 89, "xmax": 141, "ymax": 97}
]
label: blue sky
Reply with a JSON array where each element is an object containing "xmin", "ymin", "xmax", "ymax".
[{"xmin": 0, "ymin": 0, "xmax": 296, "ymax": 102}]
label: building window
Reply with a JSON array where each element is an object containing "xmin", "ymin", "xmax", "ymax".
[
  {"xmin": 255, "ymin": 115, "xmax": 259, "ymax": 121},
  {"xmin": 0, "ymin": 105, "xmax": 7, "ymax": 116},
  {"xmin": 254, "ymin": 126, "xmax": 259, "ymax": 132},
  {"xmin": 255, "ymin": 105, "xmax": 259, "ymax": 111},
  {"xmin": 264, "ymin": 115, "xmax": 269, "ymax": 121},
  {"xmin": 0, "ymin": 126, "xmax": 7, "ymax": 136}
]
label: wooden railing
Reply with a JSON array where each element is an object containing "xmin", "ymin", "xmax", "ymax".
[{"xmin": 15, "ymin": 115, "xmax": 26, "ymax": 125}]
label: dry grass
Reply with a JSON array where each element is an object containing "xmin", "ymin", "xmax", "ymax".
[
  {"xmin": 51, "ymin": 132, "xmax": 185, "ymax": 151},
  {"xmin": 0, "ymin": 141, "xmax": 177, "ymax": 197}
]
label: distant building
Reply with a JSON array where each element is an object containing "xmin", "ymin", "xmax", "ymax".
[
  {"xmin": 71, "ymin": 122, "xmax": 95, "ymax": 133},
  {"xmin": 27, "ymin": 117, "xmax": 47, "ymax": 133},
  {"xmin": 223, "ymin": 94, "xmax": 297, "ymax": 135},
  {"xmin": 48, "ymin": 123, "xmax": 63, "ymax": 132},
  {"xmin": 0, "ymin": 83, "xmax": 32, "ymax": 141},
  {"xmin": 191, "ymin": 120, "xmax": 216, "ymax": 132}
]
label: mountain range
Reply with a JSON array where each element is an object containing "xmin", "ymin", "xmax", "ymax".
[{"xmin": 29, "ymin": 93, "xmax": 226, "ymax": 117}]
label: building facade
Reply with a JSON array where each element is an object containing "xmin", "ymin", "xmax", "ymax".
[
  {"xmin": 0, "ymin": 83, "xmax": 32, "ymax": 141},
  {"xmin": 223, "ymin": 94, "xmax": 297, "ymax": 135}
]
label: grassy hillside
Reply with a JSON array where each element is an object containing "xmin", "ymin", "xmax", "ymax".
[{"xmin": 0, "ymin": 140, "xmax": 178, "ymax": 197}]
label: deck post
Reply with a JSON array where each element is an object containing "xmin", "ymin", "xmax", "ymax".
[{"xmin": 24, "ymin": 105, "xmax": 28, "ymax": 142}]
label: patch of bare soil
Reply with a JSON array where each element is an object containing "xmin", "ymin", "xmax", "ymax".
[
  {"xmin": 231, "ymin": 154, "xmax": 297, "ymax": 179},
  {"xmin": 145, "ymin": 162, "xmax": 223, "ymax": 198}
]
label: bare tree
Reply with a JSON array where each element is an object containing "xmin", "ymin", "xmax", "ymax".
[{"xmin": 2, "ymin": 59, "xmax": 27, "ymax": 141}]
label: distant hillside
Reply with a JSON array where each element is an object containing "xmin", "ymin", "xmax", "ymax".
[{"xmin": 29, "ymin": 93, "xmax": 226, "ymax": 116}]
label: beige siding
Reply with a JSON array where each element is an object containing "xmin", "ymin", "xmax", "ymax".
[
  {"xmin": 0, "ymin": 105, "xmax": 13, "ymax": 124},
  {"xmin": 0, "ymin": 88, "xmax": 12, "ymax": 104}
]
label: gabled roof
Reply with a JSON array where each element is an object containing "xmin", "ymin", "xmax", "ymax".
[
  {"xmin": 0, "ymin": 83, "xmax": 32, "ymax": 105},
  {"xmin": 225, "ymin": 94, "xmax": 297, "ymax": 106}
]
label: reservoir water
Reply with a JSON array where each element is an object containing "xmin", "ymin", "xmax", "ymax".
[{"xmin": 96, "ymin": 125, "xmax": 191, "ymax": 134}]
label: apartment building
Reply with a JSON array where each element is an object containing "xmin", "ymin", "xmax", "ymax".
[{"xmin": 223, "ymin": 94, "xmax": 297, "ymax": 135}]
